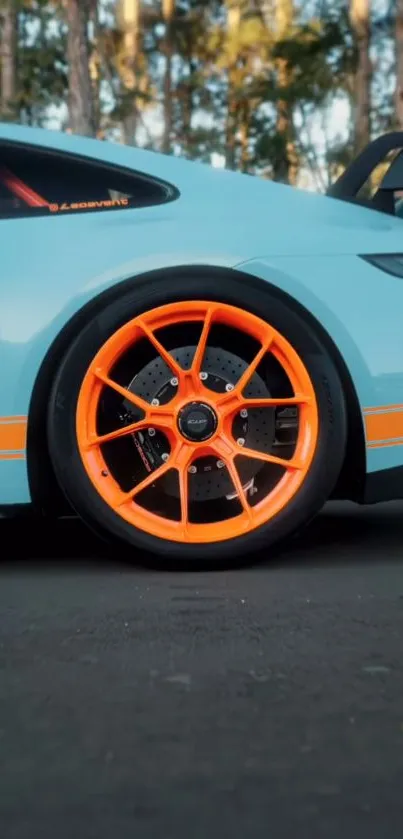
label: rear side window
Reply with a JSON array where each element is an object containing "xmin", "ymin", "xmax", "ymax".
[{"xmin": 0, "ymin": 142, "xmax": 178, "ymax": 219}]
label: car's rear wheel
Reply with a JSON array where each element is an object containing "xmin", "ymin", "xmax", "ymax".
[{"xmin": 47, "ymin": 271, "xmax": 347, "ymax": 564}]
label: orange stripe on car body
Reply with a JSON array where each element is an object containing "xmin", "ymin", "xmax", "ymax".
[
  {"xmin": 367, "ymin": 439, "xmax": 403, "ymax": 449},
  {"xmin": 0, "ymin": 452, "xmax": 26, "ymax": 460},
  {"xmin": 364, "ymin": 403, "xmax": 403, "ymax": 414},
  {"xmin": 0, "ymin": 416, "xmax": 27, "ymax": 458},
  {"xmin": 363, "ymin": 405, "xmax": 403, "ymax": 447}
]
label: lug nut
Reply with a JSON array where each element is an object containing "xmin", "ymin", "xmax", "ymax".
[
  {"xmin": 225, "ymin": 383, "xmax": 234, "ymax": 392},
  {"xmin": 237, "ymin": 437, "xmax": 245, "ymax": 447},
  {"xmin": 170, "ymin": 377, "xmax": 178, "ymax": 387},
  {"xmin": 148, "ymin": 428, "xmax": 156, "ymax": 437},
  {"xmin": 199, "ymin": 372, "xmax": 208, "ymax": 381},
  {"xmin": 151, "ymin": 398, "xmax": 160, "ymax": 406},
  {"xmin": 240, "ymin": 408, "xmax": 248, "ymax": 418},
  {"xmin": 188, "ymin": 465, "xmax": 197, "ymax": 474},
  {"xmin": 216, "ymin": 460, "xmax": 224, "ymax": 469},
  {"xmin": 161, "ymin": 452, "xmax": 169, "ymax": 462}
]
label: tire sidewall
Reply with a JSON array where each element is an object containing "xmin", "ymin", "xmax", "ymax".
[{"xmin": 47, "ymin": 271, "xmax": 347, "ymax": 562}]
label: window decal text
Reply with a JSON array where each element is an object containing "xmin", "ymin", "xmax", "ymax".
[{"xmin": 48, "ymin": 198, "xmax": 129, "ymax": 213}]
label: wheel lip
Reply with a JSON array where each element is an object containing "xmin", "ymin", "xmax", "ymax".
[{"xmin": 75, "ymin": 300, "xmax": 319, "ymax": 544}]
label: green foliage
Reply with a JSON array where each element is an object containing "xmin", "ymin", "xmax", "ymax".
[{"xmin": 2, "ymin": 0, "xmax": 68, "ymax": 125}]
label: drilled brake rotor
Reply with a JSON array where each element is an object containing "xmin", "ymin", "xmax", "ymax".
[{"xmin": 123, "ymin": 345, "xmax": 276, "ymax": 502}]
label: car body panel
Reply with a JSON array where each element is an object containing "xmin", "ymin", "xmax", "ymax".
[
  {"xmin": 1, "ymin": 124, "xmax": 403, "ymax": 507},
  {"xmin": 238, "ymin": 256, "xmax": 403, "ymax": 475}
]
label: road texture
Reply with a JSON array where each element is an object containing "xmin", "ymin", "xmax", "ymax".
[{"xmin": 1, "ymin": 501, "xmax": 403, "ymax": 839}]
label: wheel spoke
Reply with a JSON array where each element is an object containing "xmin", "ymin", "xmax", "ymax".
[
  {"xmin": 237, "ymin": 444, "xmax": 303, "ymax": 470},
  {"xmin": 177, "ymin": 466, "xmax": 189, "ymax": 530},
  {"xmin": 138, "ymin": 320, "xmax": 182, "ymax": 376},
  {"xmin": 191, "ymin": 307, "xmax": 214, "ymax": 375},
  {"xmin": 119, "ymin": 459, "xmax": 172, "ymax": 505},
  {"xmin": 85, "ymin": 408, "xmax": 175, "ymax": 449},
  {"xmin": 170, "ymin": 440, "xmax": 195, "ymax": 471},
  {"xmin": 94, "ymin": 370, "xmax": 149, "ymax": 413},
  {"xmin": 225, "ymin": 457, "xmax": 252, "ymax": 518},
  {"xmin": 213, "ymin": 433, "xmax": 237, "ymax": 460},
  {"xmin": 212, "ymin": 435, "xmax": 251, "ymax": 515},
  {"xmin": 86, "ymin": 419, "xmax": 151, "ymax": 448},
  {"xmin": 235, "ymin": 335, "xmax": 274, "ymax": 395}
]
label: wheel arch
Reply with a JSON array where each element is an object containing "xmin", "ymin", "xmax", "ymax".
[{"xmin": 26, "ymin": 264, "xmax": 366, "ymax": 515}]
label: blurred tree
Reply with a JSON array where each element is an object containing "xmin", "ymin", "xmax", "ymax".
[
  {"xmin": 225, "ymin": 0, "xmax": 240, "ymax": 170},
  {"xmin": 274, "ymin": 0, "xmax": 298, "ymax": 184},
  {"xmin": 172, "ymin": 1, "xmax": 207, "ymax": 158},
  {"xmin": 89, "ymin": 0, "xmax": 101, "ymax": 133},
  {"xmin": 396, "ymin": 0, "xmax": 403, "ymax": 128},
  {"xmin": 161, "ymin": 0, "xmax": 176, "ymax": 153},
  {"xmin": 349, "ymin": 0, "xmax": 372, "ymax": 152},
  {"xmin": 95, "ymin": 0, "xmax": 155, "ymax": 145},
  {"xmin": 0, "ymin": 0, "xmax": 17, "ymax": 120},
  {"xmin": 1, "ymin": 0, "xmax": 67, "ymax": 126},
  {"xmin": 214, "ymin": 0, "xmax": 272, "ymax": 171},
  {"xmin": 115, "ymin": 0, "xmax": 141, "ymax": 144},
  {"xmin": 1, "ymin": 0, "xmax": 400, "ymax": 190},
  {"xmin": 62, "ymin": 0, "xmax": 96, "ymax": 135}
]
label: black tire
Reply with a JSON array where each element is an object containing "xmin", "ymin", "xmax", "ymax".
[{"xmin": 47, "ymin": 270, "xmax": 347, "ymax": 566}]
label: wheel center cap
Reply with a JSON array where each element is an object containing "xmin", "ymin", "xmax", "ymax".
[{"xmin": 178, "ymin": 401, "xmax": 218, "ymax": 442}]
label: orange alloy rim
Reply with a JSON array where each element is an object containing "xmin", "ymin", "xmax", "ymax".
[{"xmin": 76, "ymin": 301, "xmax": 319, "ymax": 543}]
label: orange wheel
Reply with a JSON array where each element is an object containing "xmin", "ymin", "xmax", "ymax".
[{"xmin": 47, "ymin": 273, "xmax": 347, "ymax": 564}]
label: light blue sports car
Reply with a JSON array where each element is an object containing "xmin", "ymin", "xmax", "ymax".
[{"xmin": 1, "ymin": 124, "xmax": 403, "ymax": 564}]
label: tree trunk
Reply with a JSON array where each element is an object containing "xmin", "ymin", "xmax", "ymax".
[
  {"xmin": 239, "ymin": 99, "xmax": 249, "ymax": 173},
  {"xmin": 349, "ymin": 0, "xmax": 371, "ymax": 152},
  {"xmin": 116, "ymin": 0, "xmax": 141, "ymax": 145},
  {"xmin": 225, "ymin": 2, "xmax": 241, "ymax": 170},
  {"xmin": 89, "ymin": 0, "xmax": 101, "ymax": 136},
  {"xmin": 225, "ymin": 90, "xmax": 237, "ymax": 169},
  {"xmin": 162, "ymin": 0, "xmax": 175, "ymax": 154},
  {"xmin": 0, "ymin": 0, "xmax": 17, "ymax": 120},
  {"xmin": 64, "ymin": 0, "xmax": 95, "ymax": 136},
  {"xmin": 274, "ymin": 0, "xmax": 298, "ymax": 185},
  {"xmin": 178, "ymin": 54, "xmax": 195, "ymax": 158},
  {"xmin": 396, "ymin": 0, "xmax": 403, "ymax": 128}
]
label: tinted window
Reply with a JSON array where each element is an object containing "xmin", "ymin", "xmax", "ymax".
[{"xmin": 0, "ymin": 143, "xmax": 177, "ymax": 219}]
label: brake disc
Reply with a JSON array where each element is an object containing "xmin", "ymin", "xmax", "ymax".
[{"xmin": 122, "ymin": 345, "xmax": 276, "ymax": 502}]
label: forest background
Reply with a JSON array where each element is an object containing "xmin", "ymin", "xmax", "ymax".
[{"xmin": 0, "ymin": 0, "xmax": 400, "ymax": 191}]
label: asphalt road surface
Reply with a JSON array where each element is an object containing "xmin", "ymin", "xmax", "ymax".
[{"xmin": 1, "ymin": 501, "xmax": 403, "ymax": 839}]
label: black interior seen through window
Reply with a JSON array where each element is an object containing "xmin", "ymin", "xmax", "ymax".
[{"xmin": 0, "ymin": 143, "xmax": 177, "ymax": 217}]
